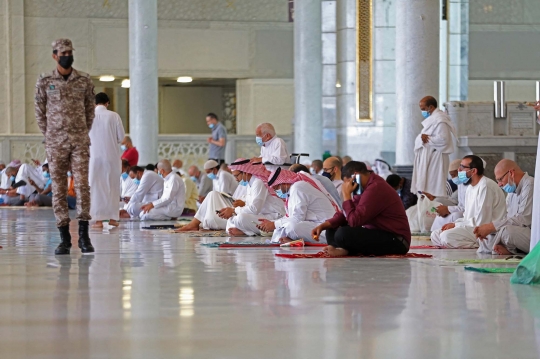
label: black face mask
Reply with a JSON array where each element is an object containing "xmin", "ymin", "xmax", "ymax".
[
  {"xmin": 322, "ymin": 171, "xmax": 332, "ymax": 179},
  {"xmin": 58, "ymin": 55, "xmax": 74, "ymax": 70}
]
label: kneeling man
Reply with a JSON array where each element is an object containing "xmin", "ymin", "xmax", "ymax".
[
  {"xmin": 140, "ymin": 160, "xmax": 185, "ymax": 220},
  {"xmin": 312, "ymin": 161, "xmax": 410, "ymax": 256},
  {"xmin": 473, "ymin": 159, "xmax": 533, "ymax": 254},
  {"xmin": 257, "ymin": 168, "xmax": 339, "ymax": 243},
  {"xmin": 431, "ymin": 155, "xmax": 506, "ymax": 250}
]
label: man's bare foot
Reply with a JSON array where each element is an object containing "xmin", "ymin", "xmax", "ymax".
[
  {"xmin": 278, "ymin": 237, "xmax": 293, "ymax": 244},
  {"xmin": 119, "ymin": 210, "xmax": 131, "ymax": 219},
  {"xmin": 325, "ymin": 246, "xmax": 349, "ymax": 257},
  {"xmin": 25, "ymin": 201, "xmax": 38, "ymax": 207},
  {"xmin": 109, "ymin": 219, "xmax": 119, "ymax": 227},
  {"xmin": 92, "ymin": 221, "xmax": 104, "ymax": 229},
  {"xmin": 228, "ymin": 228, "xmax": 246, "ymax": 236},
  {"xmin": 176, "ymin": 220, "xmax": 201, "ymax": 232},
  {"xmin": 493, "ymin": 244, "xmax": 512, "ymax": 255}
]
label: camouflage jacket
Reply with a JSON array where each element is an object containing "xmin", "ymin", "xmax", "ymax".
[{"xmin": 35, "ymin": 68, "xmax": 95, "ymax": 147}]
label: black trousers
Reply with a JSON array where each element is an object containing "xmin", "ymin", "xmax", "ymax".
[
  {"xmin": 209, "ymin": 158, "xmax": 225, "ymax": 166},
  {"xmin": 326, "ymin": 226, "xmax": 409, "ymax": 256}
]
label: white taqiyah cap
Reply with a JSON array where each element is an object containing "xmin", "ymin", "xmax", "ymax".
[{"xmin": 204, "ymin": 160, "xmax": 219, "ymax": 170}]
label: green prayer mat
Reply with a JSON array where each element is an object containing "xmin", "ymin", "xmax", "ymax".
[
  {"xmin": 465, "ymin": 266, "xmax": 516, "ymax": 274},
  {"xmin": 439, "ymin": 258, "xmax": 522, "ymax": 264}
]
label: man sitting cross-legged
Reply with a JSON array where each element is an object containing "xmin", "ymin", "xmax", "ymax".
[
  {"xmin": 473, "ymin": 159, "xmax": 534, "ymax": 255},
  {"xmin": 216, "ymin": 160, "xmax": 286, "ymax": 236},
  {"xmin": 120, "ymin": 164, "xmax": 164, "ymax": 219},
  {"xmin": 430, "ymin": 155, "xmax": 507, "ymax": 250},
  {"xmin": 256, "ymin": 167, "xmax": 340, "ymax": 244},
  {"xmin": 311, "ymin": 161, "xmax": 411, "ymax": 257}
]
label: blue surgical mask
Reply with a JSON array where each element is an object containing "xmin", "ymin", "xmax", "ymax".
[
  {"xmin": 457, "ymin": 170, "xmax": 470, "ymax": 184},
  {"xmin": 190, "ymin": 176, "xmax": 197, "ymax": 183},
  {"xmin": 133, "ymin": 179, "xmax": 140, "ymax": 186},
  {"xmin": 67, "ymin": 171, "xmax": 72, "ymax": 177},
  {"xmin": 208, "ymin": 172, "xmax": 217, "ymax": 180},
  {"xmin": 502, "ymin": 176, "xmax": 517, "ymax": 193},
  {"xmin": 276, "ymin": 189, "xmax": 289, "ymax": 199},
  {"xmin": 209, "ymin": 123, "xmax": 215, "ymax": 129},
  {"xmin": 121, "ymin": 172, "xmax": 128, "ymax": 180},
  {"xmin": 451, "ymin": 176, "xmax": 462, "ymax": 185},
  {"xmin": 255, "ymin": 136, "xmax": 264, "ymax": 146},
  {"xmin": 421, "ymin": 110, "xmax": 430, "ymax": 119},
  {"xmin": 159, "ymin": 172, "xmax": 163, "ymax": 178},
  {"xmin": 354, "ymin": 174, "xmax": 363, "ymax": 195},
  {"xmin": 10, "ymin": 175, "xmax": 15, "ymax": 182},
  {"xmin": 239, "ymin": 180, "xmax": 249, "ymax": 187},
  {"xmin": 120, "ymin": 145, "xmax": 127, "ymax": 151},
  {"xmin": 43, "ymin": 171, "xmax": 50, "ymax": 179}
]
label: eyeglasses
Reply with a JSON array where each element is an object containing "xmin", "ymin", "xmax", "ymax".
[
  {"xmin": 496, "ymin": 170, "xmax": 510, "ymax": 183},
  {"xmin": 323, "ymin": 167, "xmax": 335, "ymax": 172},
  {"xmin": 458, "ymin": 164, "xmax": 471, "ymax": 169},
  {"xmin": 232, "ymin": 172, "xmax": 243, "ymax": 179}
]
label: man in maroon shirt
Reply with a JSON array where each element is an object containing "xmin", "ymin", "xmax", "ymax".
[
  {"xmin": 312, "ymin": 161, "xmax": 411, "ymax": 256},
  {"xmin": 120, "ymin": 136, "xmax": 139, "ymax": 167}
]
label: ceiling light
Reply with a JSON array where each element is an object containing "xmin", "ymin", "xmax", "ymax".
[
  {"xmin": 177, "ymin": 76, "xmax": 193, "ymax": 83},
  {"xmin": 335, "ymin": 82, "xmax": 341, "ymax": 88},
  {"xmin": 100, "ymin": 75, "xmax": 115, "ymax": 82},
  {"xmin": 121, "ymin": 79, "xmax": 130, "ymax": 88}
]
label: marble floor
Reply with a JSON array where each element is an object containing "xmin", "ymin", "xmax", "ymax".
[{"xmin": 0, "ymin": 208, "xmax": 539, "ymax": 359}]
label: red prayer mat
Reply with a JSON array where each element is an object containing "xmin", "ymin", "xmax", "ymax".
[
  {"xmin": 218, "ymin": 242, "xmax": 327, "ymax": 248},
  {"xmin": 275, "ymin": 251, "xmax": 433, "ymax": 259}
]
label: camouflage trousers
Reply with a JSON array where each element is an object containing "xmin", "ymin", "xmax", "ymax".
[{"xmin": 46, "ymin": 143, "xmax": 92, "ymax": 227}]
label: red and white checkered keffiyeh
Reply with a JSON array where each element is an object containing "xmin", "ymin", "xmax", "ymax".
[{"xmin": 229, "ymin": 158, "xmax": 270, "ymax": 182}]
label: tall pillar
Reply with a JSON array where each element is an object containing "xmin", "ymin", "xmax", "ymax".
[
  {"xmin": 294, "ymin": 0, "xmax": 323, "ymax": 161},
  {"xmin": 129, "ymin": 0, "xmax": 158, "ymax": 165},
  {"xmin": 321, "ymin": 1, "xmax": 337, "ymax": 156},
  {"xmin": 395, "ymin": 0, "xmax": 439, "ymax": 175},
  {"xmin": 335, "ymin": 0, "xmax": 356, "ymax": 156}
]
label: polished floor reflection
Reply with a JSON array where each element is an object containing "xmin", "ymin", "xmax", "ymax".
[{"xmin": 1, "ymin": 208, "xmax": 539, "ymax": 359}]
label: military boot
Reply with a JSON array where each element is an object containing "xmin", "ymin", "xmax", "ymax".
[
  {"xmin": 55, "ymin": 225, "xmax": 72, "ymax": 255},
  {"xmin": 78, "ymin": 221, "xmax": 95, "ymax": 254}
]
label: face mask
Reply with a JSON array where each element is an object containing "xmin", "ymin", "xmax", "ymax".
[
  {"xmin": 159, "ymin": 172, "xmax": 164, "ymax": 178},
  {"xmin": 255, "ymin": 136, "xmax": 264, "ymax": 146},
  {"xmin": 276, "ymin": 189, "xmax": 289, "ymax": 199},
  {"xmin": 120, "ymin": 145, "xmax": 127, "ymax": 151},
  {"xmin": 354, "ymin": 174, "xmax": 363, "ymax": 195},
  {"xmin": 208, "ymin": 172, "xmax": 217, "ymax": 180},
  {"xmin": 322, "ymin": 171, "xmax": 332, "ymax": 179},
  {"xmin": 457, "ymin": 170, "xmax": 470, "ymax": 184},
  {"xmin": 239, "ymin": 180, "xmax": 249, "ymax": 187},
  {"xmin": 421, "ymin": 110, "xmax": 430, "ymax": 119},
  {"xmin": 10, "ymin": 175, "xmax": 15, "ymax": 182},
  {"xmin": 451, "ymin": 176, "xmax": 462, "ymax": 185},
  {"xmin": 133, "ymin": 179, "xmax": 140, "ymax": 186},
  {"xmin": 67, "ymin": 171, "xmax": 72, "ymax": 177},
  {"xmin": 190, "ymin": 176, "xmax": 198, "ymax": 183},
  {"xmin": 121, "ymin": 172, "xmax": 128, "ymax": 180},
  {"xmin": 208, "ymin": 123, "xmax": 215, "ymax": 129},
  {"xmin": 309, "ymin": 168, "xmax": 316, "ymax": 175},
  {"xmin": 58, "ymin": 55, "xmax": 74, "ymax": 70},
  {"xmin": 502, "ymin": 175, "xmax": 517, "ymax": 193},
  {"xmin": 172, "ymin": 167, "xmax": 178, "ymax": 172},
  {"xmin": 43, "ymin": 171, "xmax": 51, "ymax": 179}
]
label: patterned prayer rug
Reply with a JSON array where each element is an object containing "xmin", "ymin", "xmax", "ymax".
[
  {"xmin": 200, "ymin": 241, "xmax": 328, "ymax": 248},
  {"xmin": 274, "ymin": 251, "xmax": 433, "ymax": 259}
]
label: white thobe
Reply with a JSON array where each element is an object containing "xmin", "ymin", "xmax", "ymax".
[
  {"xmin": 212, "ymin": 169, "xmax": 238, "ymax": 195},
  {"xmin": 271, "ymin": 181, "xmax": 337, "ymax": 243},
  {"xmin": 411, "ymin": 109, "xmax": 457, "ymax": 197},
  {"xmin": 431, "ymin": 176, "xmax": 507, "ymax": 251},
  {"xmin": 194, "ymin": 185, "xmax": 247, "ymax": 229},
  {"xmin": 15, "ymin": 164, "xmax": 46, "ymax": 197},
  {"xmin": 312, "ymin": 174, "xmax": 343, "ymax": 209},
  {"xmin": 89, "ymin": 105, "xmax": 125, "ymax": 221},
  {"xmin": 0, "ymin": 169, "xmax": 9, "ymax": 190},
  {"xmin": 260, "ymin": 136, "xmax": 290, "ymax": 171},
  {"xmin": 140, "ymin": 172, "xmax": 186, "ymax": 220},
  {"xmin": 431, "ymin": 183, "xmax": 466, "ymax": 231},
  {"xmin": 226, "ymin": 177, "xmax": 286, "ymax": 235},
  {"xmin": 126, "ymin": 170, "xmax": 164, "ymax": 218},
  {"xmin": 487, "ymin": 173, "xmax": 534, "ymax": 254},
  {"xmin": 121, "ymin": 176, "xmax": 138, "ymax": 198}
]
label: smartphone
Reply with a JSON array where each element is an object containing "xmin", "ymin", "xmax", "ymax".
[
  {"xmin": 215, "ymin": 210, "xmax": 220, "ymax": 214},
  {"xmin": 352, "ymin": 174, "xmax": 362, "ymax": 195}
]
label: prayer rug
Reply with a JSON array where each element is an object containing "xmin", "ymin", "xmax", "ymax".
[
  {"xmin": 200, "ymin": 241, "xmax": 327, "ymax": 248},
  {"xmin": 409, "ymin": 245, "xmax": 468, "ymax": 249},
  {"xmin": 464, "ymin": 266, "xmax": 516, "ymax": 274},
  {"xmin": 274, "ymin": 251, "xmax": 433, "ymax": 259},
  {"xmin": 142, "ymin": 225, "xmax": 178, "ymax": 230},
  {"xmin": 441, "ymin": 258, "xmax": 522, "ymax": 264}
]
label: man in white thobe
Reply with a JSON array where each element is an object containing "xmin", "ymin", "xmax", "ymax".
[
  {"xmin": 431, "ymin": 155, "xmax": 506, "ymax": 251},
  {"xmin": 530, "ymin": 101, "xmax": 540, "ymax": 251},
  {"xmin": 89, "ymin": 93, "xmax": 125, "ymax": 227},
  {"xmin": 250, "ymin": 123, "xmax": 290, "ymax": 171},
  {"xmin": 289, "ymin": 164, "xmax": 343, "ymax": 210},
  {"xmin": 139, "ymin": 160, "xmax": 185, "ymax": 220},
  {"xmin": 121, "ymin": 166, "xmax": 164, "ymax": 219},
  {"xmin": 411, "ymin": 96, "xmax": 457, "ymax": 197},
  {"xmin": 473, "ymin": 160, "xmax": 533, "ymax": 255},
  {"xmin": 7, "ymin": 163, "xmax": 47, "ymax": 204},
  {"xmin": 120, "ymin": 159, "xmax": 137, "ymax": 200},
  {"xmin": 204, "ymin": 159, "xmax": 238, "ymax": 195},
  {"xmin": 430, "ymin": 159, "xmax": 464, "ymax": 231},
  {"xmin": 257, "ymin": 168, "xmax": 339, "ymax": 244}
]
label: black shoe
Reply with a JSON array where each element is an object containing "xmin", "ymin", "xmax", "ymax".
[
  {"xmin": 55, "ymin": 225, "xmax": 72, "ymax": 255},
  {"xmin": 78, "ymin": 221, "xmax": 95, "ymax": 254}
]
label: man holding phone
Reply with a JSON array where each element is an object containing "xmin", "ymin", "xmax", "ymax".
[{"xmin": 312, "ymin": 161, "xmax": 411, "ymax": 257}]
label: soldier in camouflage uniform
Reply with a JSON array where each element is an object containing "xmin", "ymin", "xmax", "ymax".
[{"xmin": 34, "ymin": 39, "xmax": 95, "ymax": 255}]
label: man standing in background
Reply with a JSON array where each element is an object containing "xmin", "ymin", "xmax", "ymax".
[{"xmin": 206, "ymin": 113, "xmax": 227, "ymax": 165}]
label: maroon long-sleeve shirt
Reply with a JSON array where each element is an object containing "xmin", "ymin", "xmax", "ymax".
[{"xmin": 327, "ymin": 173, "xmax": 411, "ymax": 243}]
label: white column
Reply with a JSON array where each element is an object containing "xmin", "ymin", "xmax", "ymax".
[
  {"xmin": 129, "ymin": 0, "xmax": 158, "ymax": 165},
  {"xmin": 395, "ymin": 0, "xmax": 439, "ymax": 167},
  {"xmin": 335, "ymin": 0, "xmax": 356, "ymax": 156},
  {"xmin": 294, "ymin": 0, "xmax": 322, "ymax": 161},
  {"xmin": 321, "ymin": 1, "xmax": 337, "ymax": 155}
]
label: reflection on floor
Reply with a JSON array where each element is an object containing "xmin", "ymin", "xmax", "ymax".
[{"xmin": 1, "ymin": 208, "xmax": 539, "ymax": 359}]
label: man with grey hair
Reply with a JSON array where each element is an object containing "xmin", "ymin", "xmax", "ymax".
[
  {"xmin": 139, "ymin": 159, "xmax": 186, "ymax": 220},
  {"xmin": 250, "ymin": 123, "xmax": 290, "ymax": 170}
]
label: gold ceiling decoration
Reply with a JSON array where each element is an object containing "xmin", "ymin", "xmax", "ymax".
[{"xmin": 357, "ymin": 0, "xmax": 373, "ymax": 122}]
